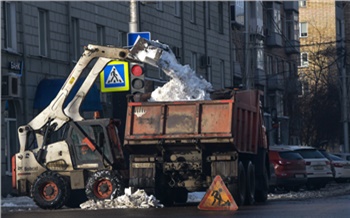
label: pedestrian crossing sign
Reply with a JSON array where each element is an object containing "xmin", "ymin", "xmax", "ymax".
[{"xmin": 100, "ymin": 60, "xmax": 130, "ymax": 92}]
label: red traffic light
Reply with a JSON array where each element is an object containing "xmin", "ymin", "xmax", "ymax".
[{"xmin": 131, "ymin": 65, "xmax": 143, "ymax": 77}]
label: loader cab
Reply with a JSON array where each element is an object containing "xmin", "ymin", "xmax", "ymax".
[{"xmin": 66, "ymin": 118, "xmax": 124, "ymax": 169}]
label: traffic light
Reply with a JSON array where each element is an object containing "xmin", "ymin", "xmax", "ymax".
[{"xmin": 129, "ymin": 62, "xmax": 145, "ymax": 94}]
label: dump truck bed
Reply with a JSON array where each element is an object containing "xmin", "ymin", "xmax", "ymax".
[{"xmin": 124, "ymin": 90, "xmax": 267, "ymax": 154}]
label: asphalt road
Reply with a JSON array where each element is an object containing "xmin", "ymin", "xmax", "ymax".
[{"xmin": 2, "ymin": 194, "xmax": 350, "ymax": 218}]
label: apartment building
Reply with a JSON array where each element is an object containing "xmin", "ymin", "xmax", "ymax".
[{"xmin": 298, "ymin": 0, "xmax": 349, "ymax": 150}]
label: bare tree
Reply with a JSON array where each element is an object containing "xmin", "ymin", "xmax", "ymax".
[{"xmin": 298, "ymin": 25, "xmax": 342, "ymax": 148}]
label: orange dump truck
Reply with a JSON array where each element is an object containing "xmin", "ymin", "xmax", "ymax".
[{"xmin": 124, "ymin": 89, "xmax": 269, "ymax": 206}]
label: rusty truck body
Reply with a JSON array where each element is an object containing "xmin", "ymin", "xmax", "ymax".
[{"xmin": 124, "ymin": 89, "xmax": 269, "ymax": 206}]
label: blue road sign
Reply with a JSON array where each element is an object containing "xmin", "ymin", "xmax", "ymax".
[
  {"xmin": 127, "ymin": 32, "xmax": 151, "ymax": 47},
  {"xmin": 100, "ymin": 60, "xmax": 129, "ymax": 92}
]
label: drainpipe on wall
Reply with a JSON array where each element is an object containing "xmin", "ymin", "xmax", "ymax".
[
  {"xmin": 203, "ymin": 2, "xmax": 208, "ymax": 80},
  {"xmin": 20, "ymin": 2, "xmax": 27, "ymax": 122},
  {"xmin": 181, "ymin": 2, "xmax": 185, "ymax": 65}
]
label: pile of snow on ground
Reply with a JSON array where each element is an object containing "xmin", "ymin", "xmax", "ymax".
[{"xmin": 80, "ymin": 189, "xmax": 164, "ymax": 210}]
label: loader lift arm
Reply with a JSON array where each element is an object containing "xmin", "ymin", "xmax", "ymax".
[{"xmin": 17, "ymin": 44, "xmax": 131, "ymax": 154}]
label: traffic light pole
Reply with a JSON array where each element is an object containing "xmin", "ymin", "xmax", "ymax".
[{"xmin": 129, "ymin": 0, "xmax": 138, "ymax": 33}]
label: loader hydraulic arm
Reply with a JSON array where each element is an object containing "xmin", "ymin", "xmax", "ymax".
[
  {"xmin": 18, "ymin": 45, "xmax": 130, "ymax": 152},
  {"xmin": 18, "ymin": 37, "xmax": 168, "ymax": 153}
]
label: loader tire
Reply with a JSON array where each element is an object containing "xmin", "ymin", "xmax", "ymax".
[
  {"xmin": 31, "ymin": 171, "xmax": 70, "ymax": 209},
  {"xmin": 85, "ymin": 170, "xmax": 124, "ymax": 201},
  {"xmin": 231, "ymin": 161, "xmax": 246, "ymax": 206},
  {"xmin": 245, "ymin": 161, "xmax": 256, "ymax": 205}
]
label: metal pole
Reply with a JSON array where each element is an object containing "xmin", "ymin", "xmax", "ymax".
[
  {"xmin": 245, "ymin": 1, "xmax": 250, "ymax": 89},
  {"xmin": 341, "ymin": 20, "xmax": 349, "ymax": 152},
  {"xmin": 129, "ymin": 0, "xmax": 138, "ymax": 33}
]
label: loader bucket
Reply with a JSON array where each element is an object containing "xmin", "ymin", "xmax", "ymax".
[{"xmin": 129, "ymin": 36, "xmax": 172, "ymax": 68}]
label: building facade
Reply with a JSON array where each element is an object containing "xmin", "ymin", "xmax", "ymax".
[
  {"xmin": 298, "ymin": 0, "xmax": 349, "ymax": 150},
  {"xmin": 1, "ymin": 1, "xmax": 300, "ymax": 196}
]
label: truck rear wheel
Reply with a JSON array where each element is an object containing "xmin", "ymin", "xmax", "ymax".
[
  {"xmin": 255, "ymin": 166, "xmax": 268, "ymax": 202},
  {"xmin": 245, "ymin": 161, "xmax": 255, "ymax": 205},
  {"xmin": 85, "ymin": 170, "xmax": 124, "ymax": 201},
  {"xmin": 31, "ymin": 171, "xmax": 69, "ymax": 209},
  {"xmin": 231, "ymin": 161, "xmax": 246, "ymax": 206}
]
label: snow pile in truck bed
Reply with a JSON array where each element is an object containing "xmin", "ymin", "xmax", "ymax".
[
  {"xmin": 134, "ymin": 39, "xmax": 213, "ymax": 102},
  {"xmin": 151, "ymin": 49, "xmax": 213, "ymax": 102},
  {"xmin": 79, "ymin": 189, "xmax": 164, "ymax": 210}
]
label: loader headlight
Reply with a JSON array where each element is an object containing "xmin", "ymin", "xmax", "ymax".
[{"xmin": 46, "ymin": 160, "xmax": 68, "ymax": 171}]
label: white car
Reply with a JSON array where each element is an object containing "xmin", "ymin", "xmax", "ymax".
[
  {"xmin": 333, "ymin": 153, "xmax": 350, "ymax": 161},
  {"xmin": 319, "ymin": 150, "xmax": 350, "ymax": 182},
  {"xmin": 274, "ymin": 145, "xmax": 333, "ymax": 190},
  {"xmin": 328, "ymin": 153, "xmax": 350, "ymax": 182}
]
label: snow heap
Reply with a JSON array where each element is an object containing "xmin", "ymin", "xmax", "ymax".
[
  {"xmin": 132, "ymin": 38, "xmax": 213, "ymax": 102},
  {"xmin": 79, "ymin": 188, "xmax": 164, "ymax": 210}
]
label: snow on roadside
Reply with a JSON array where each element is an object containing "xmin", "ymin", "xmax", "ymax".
[{"xmin": 268, "ymin": 182, "xmax": 350, "ymax": 201}]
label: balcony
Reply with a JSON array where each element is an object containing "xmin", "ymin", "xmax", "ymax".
[
  {"xmin": 285, "ymin": 39, "xmax": 300, "ymax": 54},
  {"xmin": 267, "ymin": 74, "xmax": 284, "ymax": 91},
  {"xmin": 266, "ymin": 30, "xmax": 283, "ymax": 47},
  {"xmin": 284, "ymin": 1, "xmax": 299, "ymax": 12}
]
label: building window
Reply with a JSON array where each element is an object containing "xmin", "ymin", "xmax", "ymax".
[
  {"xmin": 273, "ymin": 4, "xmax": 281, "ymax": 34},
  {"xmin": 257, "ymin": 40, "xmax": 264, "ymax": 70},
  {"xmin": 118, "ymin": 31, "xmax": 127, "ymax": 47},
  {"xmin": 299, "ymin": 1, "xmax": 307, "ymax": 7},
  {"xmin": 266, "ymin": 2, "xmax": 281, "ymax": 34},
  {"xmin": 190, "ymin": 2, "xmax": 196, "ymax": 23},
  {"xmin": 156, "ymin": 1, "xmax": 163, "ymax": 11},
  {"xmin": 220, "ymin": 59, "xmax": 225, "ymax": 87},
  {"xmin": 38, "ymin": 9, "xmax": 49, "ymax": 56},
  {"xmin": 191, "ymin": 52, "xmax": 197, "ymax": 72},
  {"xmin": 275, "ymin": 57, "xmax": 279, "ymax": 74},
  {"xmin": 205, "ymin": 2, "xmax": 211, "ymax": 29},
  {"xmin": 218, "ymin": 2, "xmax": 224, "ymax": 34},
  {"xmin": 300, "ymin": 52, "xmax": 308, "ymax": 67},
  {"xmin": 3, "ymin": 2, "xmax": 17, "ymax": 51},
  {"xmin": 266, "ymin": 55, "xmax": 273, "ymax": 75},
  {"xmin": 71, "ymin": 17, "xmax": 80, "ymax": 61},
  {"xmin": 299, "ymin": 22, "xmax": 308, "ymax": 37},
  {"xmin": 336, "ymin": 19, "xmax": 342, "ymax": 37},
  {"xmin": 97, "ymin": 25, "xmax": 105, "ymax": 45},
  {"xmin": 174, "ymin": 1, "xmax": 181, "ymax": 17},
  {"xmin": 286, "ymin": 11, "xmax": 299, "ymax": 41}
]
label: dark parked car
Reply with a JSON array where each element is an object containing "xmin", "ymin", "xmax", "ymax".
[{"xmin": 269, "ymin": 146, "xmax": 307, "ymax": 192}]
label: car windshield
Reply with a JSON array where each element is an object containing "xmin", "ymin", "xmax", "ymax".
[
  {"xmin": 295, "ymin": 149, "xmax": 325, "ymax": 159},
  {"xmin": 279, "ymin": 151, "xmax": 303, "ymax": 160}
]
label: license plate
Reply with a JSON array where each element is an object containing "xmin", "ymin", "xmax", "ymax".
[
  {"xmin": 314, "ymin": 166, "xmax": 324, "ymax": 170},
  {"xmin": 295, "ymin": 174, "xmax": 304, "ymax": 178}
]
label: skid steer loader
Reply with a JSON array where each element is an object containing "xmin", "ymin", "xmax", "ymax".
[{"xmin": 12, "ymin": 37, "xmax": 169, "ymax": 209}]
